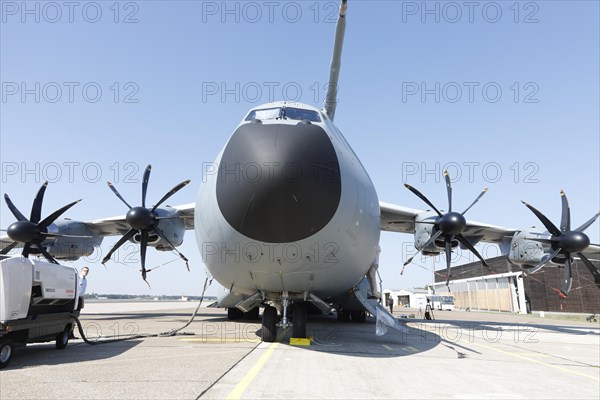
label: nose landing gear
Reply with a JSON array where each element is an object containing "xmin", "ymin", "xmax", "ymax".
[{"xmin": 260, "ymin": 292, "xmax": 309, "ymax": 342}]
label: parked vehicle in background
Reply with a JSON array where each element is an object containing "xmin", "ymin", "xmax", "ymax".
[{"xmin": 427, "ymin": 295, "xmax": 455, "ymax": 311}]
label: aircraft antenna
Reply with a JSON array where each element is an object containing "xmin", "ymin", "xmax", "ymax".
[{"xmin": 323, "ymin": 0, "xmax": 347, "ymax": 121}]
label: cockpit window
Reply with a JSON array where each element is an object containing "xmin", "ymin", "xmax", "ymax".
[
  {"xmin": 245, "ymin": 108, "xmax": 282, "ymax": 121},
  {"xmin": 245, "ymin": 107, "xmax": 321, "ymax": 122},
  {"xmin": 283, "ymin": 107, "xmax": 321, "ymax": 122}
]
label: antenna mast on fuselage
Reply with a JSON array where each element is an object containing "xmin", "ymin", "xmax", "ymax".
[{"xmin": 323, "ymin": 0, "xmax": 347, "ymax": 122}]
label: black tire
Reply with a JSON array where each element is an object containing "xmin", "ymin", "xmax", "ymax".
[
  {"xmin": 227, "ymin": 308, "xmax": 243, "ymax": 321},
  {"xmin": 292, "ymin": 304, "xmax": 307, "ymax": 338},
  {"xmin": 56, "ymin": 325, "xmax": 70, "ymax": 350},
  {"xmin": 261, "ymin": 306, "xmax": 278, "ymax": 342},
  {"xmin": 351, "ymin": 311, "xmax": 367, "ymax": 323},
  {"xmin": 244, "ymin": 307, "xmax": 260, "ymax": 320},
  {"xmin": 0, "ymin": 340, "xmax": 14, "ymax": 369}
]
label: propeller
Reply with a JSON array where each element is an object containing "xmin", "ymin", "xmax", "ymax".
[
  {"xmin": 522, "ymin": 190, "xmax": 600, "ymax": 297},
  {"xmin": 1, "ymin": 182, "xmax": 82, "ymax": 263},
  {"xmin": 101, "ymin": 165, "xmax": 191, "ymax": 285},
  {"xmin": 403, "ymin": 170, "xmax": 490, "ymax": 287}
]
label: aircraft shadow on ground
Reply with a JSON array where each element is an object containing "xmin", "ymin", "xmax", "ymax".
[
  {"xmin": 72, "ymin": 312, "xmax": 599, "ymax": 362},
  {"xmin": 6, "ymin": 339, "xmax": 141, "ymax": 370},
  {"xmin": 276, "ymin": 314, "xmax": 476, "ymax": 359},
  {"xmin": 241, "ymin": 314, "xmax": 598, "ymax": 358}
]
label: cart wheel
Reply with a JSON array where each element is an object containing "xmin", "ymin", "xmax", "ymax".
[
  {"xmin": 56, "ymin": 325, "xmax": 70, "ymax": 350},
  {"xmin": 0, "ymin": 340, "xmax": 14, "ymax": 369}
]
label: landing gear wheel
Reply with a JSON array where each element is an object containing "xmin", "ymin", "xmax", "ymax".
[
  {"xmin": 56, "ymin": 325, "xmax": 70, "ymax": 349},
  {"xmin": 227, "ymin": 308, "xmax": 243, "ymax": 321},
  {"xmin": 292, "ymin": 304, "xmax": 307, "ymax": 338},
  {"xmin": 261, "ymin": 306, "xmax": 278, "ymax": 342},
  {"xmin": 0, "ymin": 340, "xmax": 14, "ymax": 369},
  {"xmin": 244, "ymin": 307, "xmax": 260, "ymax": 320},
  {"xmin": 351, "ymin": 311, "xmax": 367, "ymax": 323}
]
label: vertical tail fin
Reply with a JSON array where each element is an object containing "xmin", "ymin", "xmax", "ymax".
[{"xmin": 323, "ymin": 0, "xmax": 347, "ymax": 121}]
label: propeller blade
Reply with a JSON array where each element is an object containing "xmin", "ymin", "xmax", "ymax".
[
  {"xmin": 151, "ymin": 180, "xmax": 192, "ymax": 212},
  {"xmin": 101, "ymin": 229, "xmax": 137, "ymax": 264},
  {"xmin": 403, "ymin": 230, "xmax": 444, "ymax": 267},
  {"xmin": 38, "ymin": 199, "xmax": 82, "ymax": 229},
  {"xmin": 0, "ymin": 242, "xmax": 18, "ymax": 255},
  {"xmin": 559, "ymin": 257, "xmax": 573, "ymax": 297},
  {"xmin": 461, "ymin": 188, "xmax": 488, "ymax": 216},
  {"xmin": 4, "ymin": 194, "xmax": 27, "ymax": 222},
  {"xmin": 404, "ymin": 184, "xmax": 443, "ymax": 217},
  {"xmin": 141, "ymin": 165, "xmax": 152, "ymax": 208},
  {"xmin": 152, "ymin": 227, "xmax": 189, "ymax": 263},
  {"xmin": 577, "ymin": 252, "xmax": 600, "ymax": 288},
  {"xmin": 575, "ymin": 212, "xmax": 600, "ymax": 233},
  {"xmin": 22, "ymin": 243, "xmax": 32, "ymax": 258},
  {"xmin": 30, "ymin": 182, "xmax": 48, "ymax": 224},
  {"xmin": 559, "ymin": 190, "xmax": 570, "ymax": 232},
  {"xmin": 529, "ymin": 247, "xmax": 562, "ymax": 274},
  {"xmin": 445, "ymin": 236, "xmax": 453, "ymax": 287},
  {"xmin": 36, "ymin": 243, "xmax": 58, "ymax": 264},
  {"xmin": 444, "ymin": 170, "xmax": 452, "ymax": 213},
  {"xmin": 521, "ymin": 201, "xmax": 561, "ymax": 236},
  {"xmin": 456, "ymin": 234, "xmax": 493, "ymax": 272},
  {"xmin": 107, "ymin": 182, "xmax": 133, "ymax": 209},
  {"xmin": 140, "ymin": 230, "xmax": 148, "ymax": 282}
]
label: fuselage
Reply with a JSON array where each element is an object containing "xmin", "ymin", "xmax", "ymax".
[{"xmin": 195, "ymin": 102, "xmax": 380, "ymax": 300}]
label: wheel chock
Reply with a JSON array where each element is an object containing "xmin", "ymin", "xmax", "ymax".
[{"xmin": 289, "ymin": 336, "xmax": 312, "ymax": 346}]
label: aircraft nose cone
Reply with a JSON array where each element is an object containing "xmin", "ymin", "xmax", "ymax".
[
  {"xmin": 7, "ymin": 221, "xmax": 42, "ymax": 243},
  {"xmin": 126, "ymin": 207, "xmax": 155, "ymax": 230},
  {"xmin": 438, "ymin": 212, "xmax": 466, "ymax": 236},
  {"xmin": 216, "ymin": 122, "xmax": 341, "ymax": 242},
  {"xmin": 559, "ymin": 231, "xmax": 590, "ymax": 253}
]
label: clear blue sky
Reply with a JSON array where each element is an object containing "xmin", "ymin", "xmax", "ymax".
[{"xmin": 1, "ymin": 1, "xmax": 598, "ymax": 296}]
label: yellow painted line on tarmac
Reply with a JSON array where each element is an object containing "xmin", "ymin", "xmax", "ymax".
[
  {"xmin": 382, "ymin": 344, "xmax": 394, "ymax": 351},
  {"xmin": 459, "ymin": 339, "xmax": 599, "ymax": 382},
  {"xmin": 226, "ymin": 342, "xmax": 279, "ymax": 400}
]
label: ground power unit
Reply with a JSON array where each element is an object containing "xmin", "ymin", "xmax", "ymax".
[{"xmin": 0, "ymin": 256, "xmax": 80, "ymax": 368}]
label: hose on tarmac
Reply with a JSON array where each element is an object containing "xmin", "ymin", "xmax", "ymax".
[{"xmin": 71, "ymin": 276, "xmax": 213, "ymax": 345}]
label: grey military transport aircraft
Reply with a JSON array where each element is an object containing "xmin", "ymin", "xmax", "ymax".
[{"xmin": 1, "ymin": 0, "xmax": 599, "ymax": 341}]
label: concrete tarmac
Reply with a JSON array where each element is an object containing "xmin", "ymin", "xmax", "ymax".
[{"xmin": 1, "ymin": 304, "xmax": 598, "ymax": 399}]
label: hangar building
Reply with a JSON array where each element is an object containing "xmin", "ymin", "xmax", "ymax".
[{"xmin": 432, "ymin": 256, "xmax": 600, "ymax": 314}]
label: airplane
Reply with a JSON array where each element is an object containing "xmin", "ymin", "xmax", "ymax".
[{"xmin": 1, "ymin": 0, "xmax": 599, "ymax": 342}]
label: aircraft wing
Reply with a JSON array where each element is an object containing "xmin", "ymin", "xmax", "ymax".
[
  {"xmin": 0, "ymin": 203, "xmax": 196, "ymax": 253},
  {"xmin": 579, "ymin": 244, "xmax": 600, "ymax": 261},
  {"xmin": 379, "ymin": 201, "xmax": 516, "ymax": 243},
  {"xmin": 83, "ymin": 203, "xmax": 196, "ymax": 236},
  {"xmin": 379, "ymin": 202, "xmax": 423, "ymax": 234},
  {"xmin": 0, "ymin": 235, "xmax": 13, "ymax": 249},
  {"xmin": 172, "ymin": 203, "xmax": 196, "ymax": 230},
  {"xmin": 380, "ymin": 201, "xmax": 600, "ymax": 261}
]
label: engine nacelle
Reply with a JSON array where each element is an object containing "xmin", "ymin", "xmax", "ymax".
[
  {"xmin": 130, "ymin": 207, "xmax": 186, "ymax": 251},
  {"xmin": 507, "ymin": 227, "xmax": 559, "ymax": 268},
  {"xmin": 414, "ymin": 211, "xmax": 442, "ymax": 255},
  {"xmin": 46, "ymin": 220, "xmax": 104, "ymax": 261}
]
